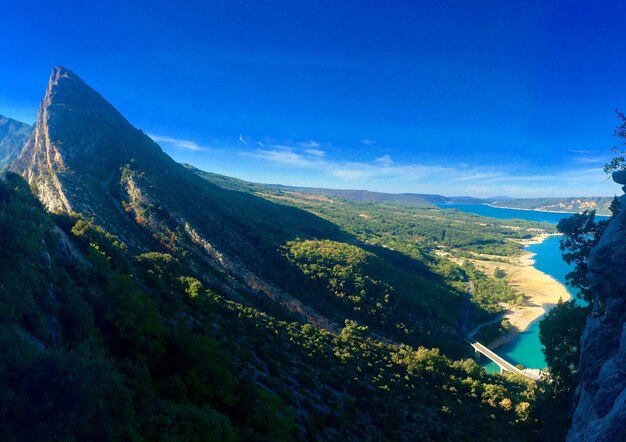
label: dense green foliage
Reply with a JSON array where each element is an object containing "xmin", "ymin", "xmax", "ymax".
[
  {"xmin": 283, "ymin": 239, "xmax": 461, "ymax": 346},
  {"xmin": 540, "ymin": 300, "xmax": 588, "ymax": 393},
  {"xmin": 609, "ymin": 195, "xmax": 621, "ymax": 218},
  {"xmin": 603, "ymin": 109, "xmax": 626, "ymax": 174},
  {"xmin": 538, "ymin": 300, "xmax": 589, "ymax": 441},
  {"xmin": 0, "ymin": 173, "xmax": 294, "ymax": 441},
  {"xmin": 0, "ymin": 171, "xmax": 554, "ymax": 440},
  {"xmin": 463, "ymin": 261, "xmax": 523, "ymax": 317},
  {"xmin": 557, "ymin": 211, "xmax": 609, "ymax": 302}
]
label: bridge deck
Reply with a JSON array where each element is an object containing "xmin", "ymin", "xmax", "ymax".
[{"xmin": 465, "ymin": 338, "xmax": 524, "ymax": 376}]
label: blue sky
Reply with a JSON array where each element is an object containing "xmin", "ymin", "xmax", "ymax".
[{"xmin": 1, "ymin": 0, "xmax": 625, "ymax": 197}]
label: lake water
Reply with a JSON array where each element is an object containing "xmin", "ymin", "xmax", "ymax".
[
  {"xmin": 441, "ymin": 203, "xmax": 580, "ymax": 224},
  {"xmin": 480, "ymin": 236, "xmax": 576, "ymax": 371},
  {"xmin": 439, "ymin": 204, "xmax": 603, "ymax": 371}
]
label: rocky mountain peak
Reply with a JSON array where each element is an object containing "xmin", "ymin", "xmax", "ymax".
[
  {"xmin": 11, "ymin": 66, "xmax": 164, "ymax": 215},
  {"xmin": 48, "ymin": 65, "xmax": 73, "ymax": 89}
]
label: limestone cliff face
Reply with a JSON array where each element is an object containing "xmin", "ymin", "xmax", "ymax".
[
  {"xmin": 567, "ymin": 181, "xmax": 626, "ymax": 441},
  {"xmin": 10, "ymin": 66, "xmax": 339, "ymax": 330},
  {"xmin": 11, "ymin": 66, "xmax": 163, "ymax": 218}
]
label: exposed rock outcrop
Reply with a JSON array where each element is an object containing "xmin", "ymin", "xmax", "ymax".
[
  {"xmin": 10, "ymin": 66, "xmax": 340, "ymax": 332},
  {"xmin": 11, "ymin": 66, "xmax": 162, "ymax": 221},
  {"xmin": 568, "ymin": 181, "xmax": 626, "ymax": 441}
]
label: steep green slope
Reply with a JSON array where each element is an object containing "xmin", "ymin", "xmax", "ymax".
[
  {"xmin": 0, "ymin": 114, "xmax": 31, "ymax": 168},
  {"xmin": 191, "ymin": 167, "xmax": 555, "ymax": 257},
  {"xmin": 11, "ymin": 66, "xmax": 468, "ymax": 356},
  {"xmin": 192, "ymin": 166, "xmax": 556, "ymax": 339},
  {"xmin": 0, "ymin": 172, "xmax": 294, "ymax": 440},
  {"xmin": 283, "ymin": 239, "xmax": 460, "ymax": 340},
  {"xmin": 2, "ymin": 66, "xmax": 571, "ymax": 439},
  {"xmin": 0, "ymin": 172, "xmax": 546, "ymax": 440}
]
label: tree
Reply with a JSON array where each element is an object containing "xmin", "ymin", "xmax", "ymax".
[
  {"xmin": 557, "ymin": 211, "xmax": 609, "ymax": 302},
  {"xmin": 538, "ymin": 299, "xmax": 589, "ymax": 440},
  {"xmin": 539, "ymin": 300, "xmax": 588, "ymax": 390},
  {"xmin": 603, "ymin": 109, "xmax": 626, "ymax": 175}
]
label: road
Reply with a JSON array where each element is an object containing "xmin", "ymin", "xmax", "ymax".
[{"xmin": 457, "ymin": 274, "xmax": 531, "ymax": 378}]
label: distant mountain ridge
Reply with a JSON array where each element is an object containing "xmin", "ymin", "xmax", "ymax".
[
  {"xmin": 490, "ymin": 197, "xmax": 613, "ymax": 216},
  {"xmin": 261, "ymin": 183, "xmax": 613, "ymax": 216},
  {"xmin": 0, "ymin": 114, "xmax": 31, "ymax": 169},
  {"xmin": 181, "ymin": 167, "xmax": 498, "ymax": 206},
  {"xmin": 267, "ymin": 184, "xmax": 486, "ymax": 205}
]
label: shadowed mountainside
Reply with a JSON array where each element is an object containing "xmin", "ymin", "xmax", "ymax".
[
  {"xmin": 0, "ymin": 66, "xmax": 552, "ymax": 440},
  {"xmin": 10, "ymin": 66, "xmax": 469, "ymax": 351},
  {"xmin": 0, "ymin": 114, "xmax": 31, "ymax": 169}
]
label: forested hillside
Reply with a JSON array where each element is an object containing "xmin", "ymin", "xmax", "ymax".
[
  {"xmin": 193, "ymin": 167, "xmax": 556, "ymax": 332},
  {"xmin": 0, "ymin": 171, "xmax": 550, "ymax": 440},
  {"xmin": 0, "ymin": 66, "xmax": 563, "ymax": 440}
]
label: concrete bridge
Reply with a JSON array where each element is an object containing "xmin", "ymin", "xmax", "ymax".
[
  {"xmin": 464, "ymin": 337, "xmax": 525, "ymax": 376},
  {"xmin": 458, "ymin": 275, "xmax": 541, "ymax": 381}
]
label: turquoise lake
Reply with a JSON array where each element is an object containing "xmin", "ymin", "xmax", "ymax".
[
  {"xmin": 440, "ymin": 203, "xmax": 581, "ymax": 224},
  {"xmin": 439, "ymin": 204, "xmax": 604, "ymax": 371}
]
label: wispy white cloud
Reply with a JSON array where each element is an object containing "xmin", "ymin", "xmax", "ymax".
[
  {"xmin": 571, "ymin": 154, "xmax": 608, "ymax": 165},
  {"xmin": 239, "ymin": 137, "xmax": 329, "ymax": 166},
  {"xmin": 242, "ymin": 144, "xmax": 617, "ymax": 196},
  {"xmin": 374, "ymin": 154, "xmax": 394, "ymax": 166},
  {"xmin": 149, "ymin": 134, "xmax": 208, "ymax": 151},
  {"xmin": 244, "ymin": 148, "xmax": 326, "ymax": 168},
  {"xmin": 297, "ymin": 140, "xmax": 321, "ymax": 149},
  {"xmin": 452, "ymin": 172, "xmax": 502, "ymax": 182},
  {"xmin": 361, "ymin": 139, "xmax": 376, "ymax": 145},
  {"xmin": 567, "ymin": 149, "xmax": 592, "ymax": 154},
  {"xmin": 151, "ymin": 132, "xmax": 619, "ymax": 197},
  {"xmin": 304, "ymin": 148, "xmax": 326, "ymax": 157},
  {"xmin": 331, "ymin": 168, "xmax": 373, "ymax": 180}
]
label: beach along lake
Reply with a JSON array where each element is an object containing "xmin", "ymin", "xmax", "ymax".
[{"xmin": 439, "ymin": 204, "xmax": 599, "ymax": 371}]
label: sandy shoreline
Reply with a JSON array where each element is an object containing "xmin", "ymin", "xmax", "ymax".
[{"xmin": 469, "ymin": 234, "xmax": 571, "ymax": 349}]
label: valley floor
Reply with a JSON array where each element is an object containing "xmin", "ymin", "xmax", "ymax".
[{"xmin": 469, "ymin": 234, "xmax": 571, "ymax": 348}]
